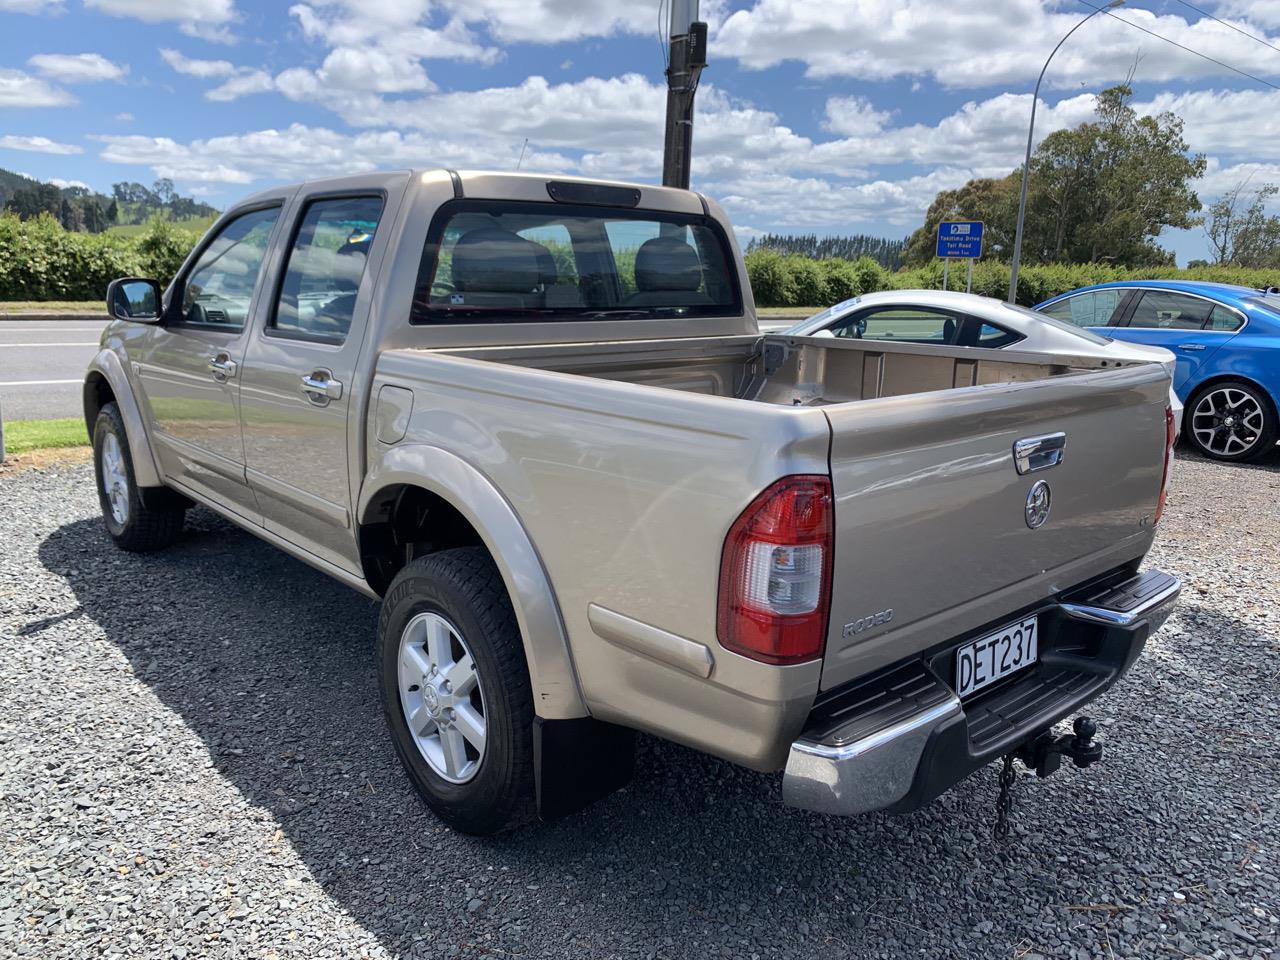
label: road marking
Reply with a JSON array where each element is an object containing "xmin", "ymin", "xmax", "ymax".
[
  {"xmin": 0, "ymin": 342, "xmax": 99, "ymax": 347},
  {"xmin": 0, "ymin": 379, "xmax": 82, "ymax": 386}
]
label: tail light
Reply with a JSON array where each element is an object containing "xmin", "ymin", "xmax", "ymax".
[
  {"xmin": 717, "ymin": 475, "xmax": 833, "ymax": 665},
  {"xmin": 1155, "ymin": 405, "xmax": 1175, "ymax": 524}
]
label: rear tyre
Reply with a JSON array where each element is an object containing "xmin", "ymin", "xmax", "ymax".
[
  {"xmin": 1184, "ymin": 380, "xmax": 1277, "ymax": 463},
  {"xmin": 377, "ymin": 547, "xmax": 536, "ymax": 835},
  {"xmin": 93, "ymin": 402, "xmax": 186, "ymax": 552}
]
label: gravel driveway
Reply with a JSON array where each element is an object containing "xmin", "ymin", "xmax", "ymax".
[{"xmin": 2, "ymin": 455, "xmax": 1276, "ymax": 959}]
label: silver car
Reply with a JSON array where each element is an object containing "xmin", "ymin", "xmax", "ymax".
[{"xmin": 783, "ymin": 290, "xmax": 1183, "ymax": 427}]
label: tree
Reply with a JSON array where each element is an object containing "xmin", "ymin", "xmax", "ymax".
[
  {"xmin": 902, "ymin": 174, "xmax": 1019, "ymax": 266},
  {"xmin": 1204, "ymin": 181, "xmax": 1280, "ymax": 268},
  {"xmin": 152, "ymin": 178, "xmax": 176, "ymax": 205},
  {"xmin": 904, "ymin": 84, "xmax": 1205, "ymax": 267}
]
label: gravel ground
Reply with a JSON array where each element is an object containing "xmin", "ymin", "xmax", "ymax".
[{"xmin": 1, "ymin": 453, "xmax": 1276, "ymax": 960}]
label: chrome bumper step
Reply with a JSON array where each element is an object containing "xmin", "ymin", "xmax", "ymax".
[{"xmin": 783, "ymin": 568, "xmax": 1181, "ymax": 817}]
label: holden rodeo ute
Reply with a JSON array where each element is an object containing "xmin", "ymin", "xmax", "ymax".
[{"xmin": 85, "ymin": 170, "xmax": 1180, "ymax": 835}]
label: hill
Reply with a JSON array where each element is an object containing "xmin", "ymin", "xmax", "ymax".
[{"xmin": 0, "ymin": 169, "xmax": 218, "ymax": 235}]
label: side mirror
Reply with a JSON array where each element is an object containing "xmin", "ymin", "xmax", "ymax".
[{"xmin": 106, "ymin": 278, "xmax": 163, "ymax": 323}]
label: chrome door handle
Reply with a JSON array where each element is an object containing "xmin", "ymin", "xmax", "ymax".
[
  {"xmin": 1013, "ymin": 431, "xmax": 1067, "ymax": 475},
  {"xmin": 1177, "ymin": 343, "xmax": 1206, "ymax": 351},
  {"xmin": 301, "ymin": 374, "xmax": 343, "ymax": 401},
  {"xmin": 208, "ymin": 355, "xmax": 237, "ymax": 380}
]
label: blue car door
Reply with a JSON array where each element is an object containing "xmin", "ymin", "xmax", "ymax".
[{"xmin": 1103, "ymin": 289, "xmax": 1243, "ymax": 397}]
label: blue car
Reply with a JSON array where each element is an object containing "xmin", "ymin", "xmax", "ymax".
[{"xmin": 1036, "ymin": 281, "xmax": 1280, "ymax": 462}]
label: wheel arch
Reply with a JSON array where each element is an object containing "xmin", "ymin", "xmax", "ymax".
[
  {"xmin": 84, "ymin": 351, "xmax": 162, "ymax": 488},
  {"xmin": 1183, "ymin": 372, "xmax": 1279, "ymax": 426},
  {"xmin": 358, "ymin": 444, "xmax": 588, "ymax": 721}
]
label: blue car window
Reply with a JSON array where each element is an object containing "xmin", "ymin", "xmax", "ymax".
[
  {"xmin": 1127, "ymin": 291, "xmax": 1213, "ymax": 330},
  {"xmin": 1207, "ymin": 305, "xmax": 1244, "ymax": 332}
]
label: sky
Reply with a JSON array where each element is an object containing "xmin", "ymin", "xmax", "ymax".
[{"xmin": 5, "ymin": 0, "xmax": 1280, "ymax": 264}]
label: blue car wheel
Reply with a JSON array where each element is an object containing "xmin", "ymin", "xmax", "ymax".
[{"xmin": 1185, "ymin": 379, "xmax": 1277, "ymax": 463}]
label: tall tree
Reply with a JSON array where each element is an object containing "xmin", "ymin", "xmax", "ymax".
[
  {"xmin": 1204, "ymin": 181, "xmax": 1280, "ymax": 268},
  {"xmin": 904, "ymin": 84, "xmax": 1205, "ymax": 267},
  {"xmin": 902, "ymin": 174, "xmax": 1019, "ymax": 266}
]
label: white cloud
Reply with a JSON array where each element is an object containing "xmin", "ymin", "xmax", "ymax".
[
  {"xmin": 714, "ymin": 0, "xmax": 1280, "ymax": 89},
  {"xmin": 115, "ymin": 111, "xmax": 134, "ymax": 121},
  {"xmin": 27, "ymin": 52, "xmax": 128, "ymax": 83},
  {"xmin": 48, "ymin": 177, "xmax": 89, "ymax": 189},
  {"xmin": 84, "ymin": 0, "xmax": 233, "ymax": 22},
  {"xmin": 207, "ymin": 70, "xmax": 275, "ymax": 101},
  {"xmin": 0, "ymin": 0, "xmax": 62, "ymax": 11},
  {"xmin": 94, "ymin": 124, "xmax": 574, "ymax": 184},
  {"xmin": 0, "ymin": 68, "xmax": 75, "ymax": 107},
  {"xmin": 1215, "ymin": 1, "xmax": 1280, "ymax": 29},
  {"xmin": 0, "ymin": 134, "xmax": 82, "ymax": 154},
  {"xmin": 160, "ymin": 48, "xmax": 238, "ymax": 79},
  {"xmin": 85, "ymin": 0, "xmax": 237, "ymax": 41}
]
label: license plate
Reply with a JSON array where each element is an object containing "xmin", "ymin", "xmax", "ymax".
[{"xmin": 955, "ymin": 616, "xmax": 1038, "ymax": 698}]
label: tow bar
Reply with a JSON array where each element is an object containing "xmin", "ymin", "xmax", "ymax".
[{"xmin": 993, "ymin": 717, "xmax": 1103, "ymax": 841}]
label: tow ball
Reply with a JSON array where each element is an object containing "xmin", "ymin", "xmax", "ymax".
[
  {"xmin": 1016, "ymin": 716, "xmax": 1104, "ymax": 778},
  {"xmin": 993, "ymin": 717, "xmax": 1103, "ymax": 841}
]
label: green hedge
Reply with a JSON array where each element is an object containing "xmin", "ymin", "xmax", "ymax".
[
  {"xmin": 0, "ymin": 213, "xmax": 199, "ymax": 302},
  {"xmin": 7, "ymin": 212, "xmax": 1280, "ymax": 309},
  {"xmin": 744, "ymin": 249, "xmax": 1280, "ymax": 308}
]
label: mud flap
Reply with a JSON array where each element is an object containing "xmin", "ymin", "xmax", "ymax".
[{"xmin": 533, "ymin": 717, "xmax": 636, "ymax": 820}]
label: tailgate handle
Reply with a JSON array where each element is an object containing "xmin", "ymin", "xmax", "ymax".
[{"xmin": 1013, "ymin": 432, "xmax": 1066, "ymax": 475}]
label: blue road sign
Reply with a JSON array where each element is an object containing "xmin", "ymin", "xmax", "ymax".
[{"xmin": 936, "ymin": 221, "xmax": 984, "ymax": 259}]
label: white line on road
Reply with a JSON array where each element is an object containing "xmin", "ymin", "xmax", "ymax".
[
  {"xmin": 0, "ymin": 379, "xmax": 82, "ymax": 386},
  {"xmin": 0, "ymin": 342, "xmax": 99, "ymax": 347}
]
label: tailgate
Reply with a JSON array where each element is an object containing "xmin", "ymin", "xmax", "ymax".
[{"xmin": 819, "ymin": 362, "xmax": 1169, "ymax": 691}]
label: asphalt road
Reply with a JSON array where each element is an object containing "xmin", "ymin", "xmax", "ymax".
[
  {"xmin": 1, "ymin": 453, "xmax": 1276, "ymax": 959},
  {"xmin": 0, "ymin": 318, "xmax": 108, "ymax": 421}
]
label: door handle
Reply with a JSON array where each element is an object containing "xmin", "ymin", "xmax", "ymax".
[
  {"xmin": 208, "ymin": 354, "xmax": 237, "ymax": 380},
  {"xmin": 300, "ymin": 373, "xmax": 343, "ymax": 401},
  {"xmin": 1013, "ymin": 431, "xmax": 1067, "ymax": 475},
  {"xmin": 1177, "ymin": 343, "xmax": 1206, "ymax": 351}
]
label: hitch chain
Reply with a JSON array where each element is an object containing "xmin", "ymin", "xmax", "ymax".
[{"xmin": 993, "ymin": 754, "xmax": 1017, "ymax": 842}]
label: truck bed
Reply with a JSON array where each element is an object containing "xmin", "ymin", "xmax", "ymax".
[{"xmin": 429, "ymin": 333, "xmax": 1141, "ymax": 407}]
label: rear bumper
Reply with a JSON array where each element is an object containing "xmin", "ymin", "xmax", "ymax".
[{"xmin": 782, "ymin": 569, "xmax": 1179, "ymax": 816}]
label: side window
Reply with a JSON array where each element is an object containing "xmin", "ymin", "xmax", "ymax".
[
  {"xmin": 179, "ymin": 207, "xmax": 280, "ymax": 329},
  {"xmin": 1207, "ymin": 305, "xmax": 1244, "ymax": 332},
  {"xmin": 973, "ymin": 321, "xmax": 1023, "ymax": 348},
  {"xmin": 1039, "ymin": 290, "xmax": 1122, "ymax": 327},
  {"xmin": 272, "ymin": 195, "xmax": 385, "ymax": 342},
  {"xmin": 854, "ymin": 307, "xmax": 961, "ymax": 344},
  {"xmin": 1126, "ymin": 291, "xmax": 1213, "ymax": 330}
]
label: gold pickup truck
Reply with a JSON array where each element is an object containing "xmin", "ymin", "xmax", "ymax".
[{"xmin": 86, "ymin": 170, "xmax": 1180, "ymax": 835}]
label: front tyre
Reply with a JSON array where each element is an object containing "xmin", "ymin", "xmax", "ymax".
[
  {"xmin": 93, "ymin": 402, "xmax": 185, "ymax": 552},
  {"xmin": 377, "ymin": 547, "xmax": 536, "ymax": 835},
  {"xmin": 1185, "ymin": 380, "xmax": 1277, "ymax": 463}
]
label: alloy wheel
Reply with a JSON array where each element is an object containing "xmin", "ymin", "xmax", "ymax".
[
  {"xmin": 1190, "ymin": 387, "xmax": 1265, "ymax": 458},
  {"xmin": 100, "ymin": 433, "xmax": 130, "ymax": 525},
  {"xmin": 397, "ymin": 611, "xmax": 487, "ymax": 783}
]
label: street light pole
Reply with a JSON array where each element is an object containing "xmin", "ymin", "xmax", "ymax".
[
  {"xmin": 662, "ymin": 0, "xmax": 708, "ymax": 189},
  {"xmin": 1007, "ymin": 0, "xmax": 1123, "ymax": 303}
]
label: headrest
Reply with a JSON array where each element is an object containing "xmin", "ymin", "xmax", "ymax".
[
  {"xmin": 451, "ymin": 228, "xmax": 542, "ymax": 293},
  {"xmin": 634, "ymin": 237, "xmax": 704, "ymax": 292}
]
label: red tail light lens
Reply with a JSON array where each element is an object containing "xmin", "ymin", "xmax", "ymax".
[
  {"xmin": 1155, "ymin": 405, "xmax": 1175, "ymax": 524},
  {"xmin": 717, "ymin": 475, "xmax": 833, "ymax": 665}
]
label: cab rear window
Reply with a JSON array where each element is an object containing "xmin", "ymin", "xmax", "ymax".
[{"xmin": 409, "ymin": 199, "xmax": 741, "ymax": 324}]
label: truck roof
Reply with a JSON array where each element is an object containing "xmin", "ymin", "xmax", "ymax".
[{"xmin": 237, "ymin": 168, "xmax": 706, "ymax": 215}]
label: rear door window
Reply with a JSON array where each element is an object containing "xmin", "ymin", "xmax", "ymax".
[
  {"xmin": 410, "ymin": 200, "xmax": 740, "ymax": 324},
  {"xmin": 272, "ymin": 195, "xmax": 384, "ymax": 342},
  {"xmin": 1207, "ymin": 305, "xmax": 1245, "ymax": 332},
  {"xmin": 1125, "ymin": 291, "xmax": 1214, "ymax": 330}
]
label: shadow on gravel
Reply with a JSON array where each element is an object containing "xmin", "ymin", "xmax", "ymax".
[{"xmin": 40, "ymin": 509, "xmax": 1267, "ymax": 958}]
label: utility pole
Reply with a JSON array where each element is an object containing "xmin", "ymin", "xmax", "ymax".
[{"xmin": 661, "ymin": 0, "xmax": 708, "ymax": 189}]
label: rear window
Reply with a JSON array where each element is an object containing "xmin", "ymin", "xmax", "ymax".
[{"xmin": 410, "ymin": 200, "xmax": 741, "ymax": 324}]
